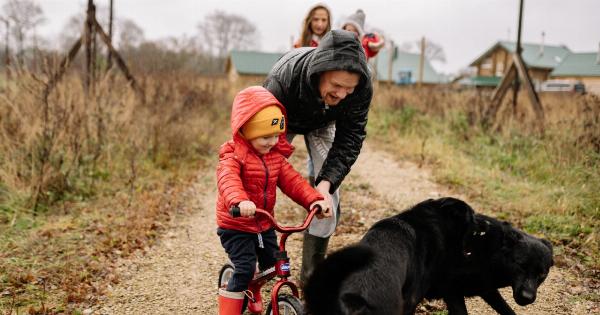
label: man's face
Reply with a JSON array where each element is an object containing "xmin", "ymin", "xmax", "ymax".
[{"xmin": 318, "ymin": 70, "xmax": 360, "ymax": 106}]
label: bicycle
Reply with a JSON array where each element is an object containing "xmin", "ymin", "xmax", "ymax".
[{"xmin": 218, "ymin": 205, "xmax": 321, "ymax": 315}]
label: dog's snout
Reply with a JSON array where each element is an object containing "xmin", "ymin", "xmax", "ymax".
[{"xmin": 515, "ymin": 289, "xmax": 536, "ymax": 306}]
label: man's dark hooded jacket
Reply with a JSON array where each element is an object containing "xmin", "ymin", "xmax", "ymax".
[{"xmin": 263, "ymin": 30, "xmax": 372, "ymax": 193}]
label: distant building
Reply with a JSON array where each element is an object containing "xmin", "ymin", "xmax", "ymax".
[
  {"xmin": 466, "ymin": 41, "xmax": 571, "ymax": 88},
  {"xmin": 549, "ymin": 52, "xmax": 600, "ymax": 95},
  {"xmin": 374, "ymin": 50, "xmax": 444, "ymax": 86},
  {"xmin": 225, "ymin": 50, "xmax": 283, "ymax": 85}
]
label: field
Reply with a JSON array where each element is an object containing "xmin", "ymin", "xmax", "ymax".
[{"xmin": 1, "ymin": 76, "xmax": 598, "ymax": 313}]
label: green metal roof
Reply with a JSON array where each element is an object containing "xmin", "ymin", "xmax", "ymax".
[
  {"xmin": 550, "ymin": 52, "xmax": 600, "ymax": 77},
  {"xmin": 467, "ymin": 76, "xmax": 502, "ymax": 87},
  {"xmin": 229, "ymin": 50, "xmax": 284, "ymax": 75},
  {"xmin": 470, "ymin": 41, "xmax": 571, "ymax": 69},
  {"xmin": 375, "ymin": 50, "xmax": 443, "ymax": 84}
]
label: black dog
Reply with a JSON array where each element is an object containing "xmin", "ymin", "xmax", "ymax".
[
  {"xmin": 303, "ymin": 197, "xmax": 553, "ymax": 315},
  {"xmin": 426, "ymin": 213, "xmax": 554, "ymax": 315}
]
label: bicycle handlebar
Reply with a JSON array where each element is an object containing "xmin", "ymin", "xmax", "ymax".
[{"xmin": 229, "ymin": 205, "xmax": 322, "ymax": 233}]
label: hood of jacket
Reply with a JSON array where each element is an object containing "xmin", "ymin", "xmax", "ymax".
[
  {"xmin": 230, "ymin": 86, "xmax": 293, "ymax": 157},
  {"xmin": 305, "ymin": 29, "xmax": 370, "ymax": 99}
]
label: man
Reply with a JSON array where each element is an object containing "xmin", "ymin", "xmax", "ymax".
[{"xmin": 264, "ymin": 29, "xmax": 373, "ymax": 284}]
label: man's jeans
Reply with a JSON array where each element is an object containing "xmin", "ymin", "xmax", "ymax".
[{"xmin": 286, "ymin": 121, "xmax": 340, "ymax": 238}]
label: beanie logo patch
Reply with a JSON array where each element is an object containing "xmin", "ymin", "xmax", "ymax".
[
  {"xmin": 279, "ymin": 117, "xmax": 285, "ymax": 130},
  {"xmin": 271, "ymin": 118, "xmax": 279, "ymax": 126}
]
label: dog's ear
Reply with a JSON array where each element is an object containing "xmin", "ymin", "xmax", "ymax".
[
  {"xmin": 438, "ymin": 198, "xmax": 481, "ymax": 257},
  {"xmin": 541, "ymin": 238, "xmax": 553, "ymax": 252},
  {"xmin": 439, "ymin": 197, "xmax": 475, "ymax": 224},
  {"xmin": 541, "ymin": 238, "xmax": 554, "ymax": 266}
]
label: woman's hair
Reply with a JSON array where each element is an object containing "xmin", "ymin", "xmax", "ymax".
[{"xmin": 299, "ymin": 4, "xmax": 331, "ymax": 47}]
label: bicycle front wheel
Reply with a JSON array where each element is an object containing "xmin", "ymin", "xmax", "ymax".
[{"xmin": 265, "ymin": 294, "xmax": 303, "ymax": 315}]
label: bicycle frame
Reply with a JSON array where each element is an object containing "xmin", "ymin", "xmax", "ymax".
[{"xmin": 230, "ymin": 206, "xmax": 321, "ymax": 315}]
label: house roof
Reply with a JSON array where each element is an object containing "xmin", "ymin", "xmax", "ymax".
[
  {"xmin": 550, "ymin": 52, "xmax": 600, "ymax": 77},
  {"xmin": 462, "ymin": 76, "xmax": 502, "ymax": 87},
  {"xmin": 228, "ymin": 50, "xmax": 284, "ymax": 75},
  {"xmin": 374, "ymin": 50, "xmax": 444, "ymax": 84},
  {"xmin": 469, "ymin": 41, "xmax": 571, "ymax": 69}
]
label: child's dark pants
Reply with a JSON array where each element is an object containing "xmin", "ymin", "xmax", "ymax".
[{"xmin": 217, "ymin": 228, "xmax": 278, "ymax": 292}]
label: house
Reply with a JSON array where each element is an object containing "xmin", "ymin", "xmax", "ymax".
[
  {"xmin": 225, "ymin": 50, "xmax": 284, "ymax": 84},
  {"xmin": 549, "ymin": 52, "xmax": 600, "ymax": 95},
  {"xmin": 374, "ymin": 50, "xmax": 444, "ymax": 86},
  {"xmin": 466, "ymin": 41, "xmax": 571, "ymax": 87}
]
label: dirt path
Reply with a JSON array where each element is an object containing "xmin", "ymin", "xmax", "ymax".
[{"xmin": 93, "ymin": 141, "xmax": 598, "ymax": 315}]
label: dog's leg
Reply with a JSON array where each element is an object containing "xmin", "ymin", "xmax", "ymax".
[
  {"xmin": 480, "ymin": 290, "xmax": 516, "ymax": 315},
  {"xmin": 443, "ymin": 295, "xmax": 468, "ymax": 315}
]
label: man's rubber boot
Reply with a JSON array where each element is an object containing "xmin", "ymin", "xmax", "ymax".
[
  {"xmin": 218, "ymin": 289, "xmax": 245, "ymax": 315},
  {"xmin": 246, "ymin": 282, "xmax": 263, "ymax": 313},
  {"xmin": 300, "ymin": 232, "xmax": 330, "ymax": 288}
]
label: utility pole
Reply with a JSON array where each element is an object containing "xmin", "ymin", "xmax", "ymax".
[
  {"xmin": 387, "ymin": 40, "xmax": 394, "ymax": 86},
  {"xmin": 418, "ymin": 37, "xmax": 425, "ymax": 88},
  {"xmin": 44, "ymin": 0, "xmax": 141, "ymax": 101},
  {"xmin": 512, "ymin": 0, "xmax": 524, "ymax": 113},
  {"xmin": 107, "ymin": 0, "xmax": 114, "ymax": 71},
  {"xmin": 1, "ymin": 16, "xmax": 10, "ymax": 79},
  {"xmin": 486, "ymin": 0, "xmax": 543, "ymax": 131}
]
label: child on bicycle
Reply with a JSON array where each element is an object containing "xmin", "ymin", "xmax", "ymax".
[{"xmin": 216, "ymin": 86, "xmax": 332, "ymax": 314}]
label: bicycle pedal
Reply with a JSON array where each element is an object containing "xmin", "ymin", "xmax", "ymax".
[{"xmin": 252, "ymin": 266, "xmax": 275, "ymax": 280}]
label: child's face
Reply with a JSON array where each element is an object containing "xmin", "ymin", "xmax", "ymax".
[
  {"xmin": 343, "ymin": 24, "xmax": 360, "ymax": 36},
  {"xmin": 249, "ymin": 133, "xmax": 280, "ymax": 155},
  {"xmin": 310, "ymin": 8, "xmax": 329, "ymax": 36}
]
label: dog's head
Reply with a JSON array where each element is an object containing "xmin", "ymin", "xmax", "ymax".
[{"xmin": 503, "ymin": 228, "xmax": 554, "ymax": 306}]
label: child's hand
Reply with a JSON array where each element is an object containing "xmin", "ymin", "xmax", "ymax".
[
  {"xmin": 311, "ymin": 200, "xmax": 332, "ymax": 219},
  {"xmin": 238, "ymin": 200, "xmax": 256, "ymax": 217}
]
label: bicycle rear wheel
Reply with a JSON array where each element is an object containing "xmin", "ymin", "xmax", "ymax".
[
  {"xmin": 218, "ymin": 263, "xmax": 235, "ymax": 289},
  {"xmin": 217, "ymin": 263, "xmax": 248, "ymax": 312},
  {"xmin": 265, "ymin": 294, "xmax": 303, "ymax": 315}
]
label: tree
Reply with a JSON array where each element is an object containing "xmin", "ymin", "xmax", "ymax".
[
  {"xmin": 118, "ymin": 18, "xmax": 144, "ymax": 50},
  {"xmin": 197, "ymin": 10, "xmax": 259, "ymax": 58},
  {"xmin": 2, "ymin": 0, "xmax": 45, "ymax": 66},
  {"xmin": 399, "ymin": 37, "xmax": 446, "ymax": 63}
]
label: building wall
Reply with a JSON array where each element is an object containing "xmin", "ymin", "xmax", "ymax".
[
  {"xmin": 553, "ymin": 76, "xmax": 600, "ymax": 95},
  {"xmin": 475, "ymin": 47, "xmax": 552, "ymax": 86},
  {"xmin": 476, "ymin": 47, "xmax": 510, "ymax": 77}
]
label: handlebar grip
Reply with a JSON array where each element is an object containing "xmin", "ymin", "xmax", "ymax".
[
  {"xmin": 230, "ymin": 206, "xmax": 241, "ymax": 218},
  {"xmin": 313, "ymin": 204, "xmax": 323, "ymax": 213}
]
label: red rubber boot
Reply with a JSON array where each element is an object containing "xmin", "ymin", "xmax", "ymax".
[
  {"xmin": 246, "ymin": 282, "xmax": 263, "ymax": 313},
  {"xmin": 218, "ymin": 289, "xmax": 245, "ymax": 315}
]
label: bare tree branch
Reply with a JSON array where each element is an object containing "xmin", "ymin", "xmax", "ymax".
[
  {"xmin": 197, "ymin": 10, "xmax": 259, "ymax": 58},
  {"xmin": 2, "ymin": 0, "xmax": 45, "ymax": 65}
]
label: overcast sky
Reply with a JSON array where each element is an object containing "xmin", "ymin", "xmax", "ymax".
[{"xmin": 8, "ymin": 0, "xmax": 600, "ymax": 74}]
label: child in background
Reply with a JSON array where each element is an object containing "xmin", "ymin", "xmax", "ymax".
[
  {"xmin": 341, "ymin": 9, "xmax": 385, "ymax": 59},
  {"xmin": 294, "ymin": 3, "xmax": 331, "ymax": 48},
  {"xmin": 216, "ymin": 86, "xmax": 331, "ymax": 315}
]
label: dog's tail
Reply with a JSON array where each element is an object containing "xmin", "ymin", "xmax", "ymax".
[{"xmin": 303, "ymin": 244, "xmax": 374, "ymax": 315}]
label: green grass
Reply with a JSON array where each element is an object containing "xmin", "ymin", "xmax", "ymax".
[{"xmin": 368, "ymin": 104, "xmax": 600, "ymax": 270}]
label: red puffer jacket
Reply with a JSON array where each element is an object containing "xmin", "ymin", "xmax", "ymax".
[{"xmin": 216, "ymin": 86, "xmax": 323, "ymax": 233}]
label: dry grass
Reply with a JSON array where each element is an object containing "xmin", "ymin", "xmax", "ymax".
[
  {"xmin": 369, "ymin": 84, "xmax": 600, "ymax": 272},
  {"xmin": 0, "ymin": 73, "xmax": 232, "ymax": 313}
]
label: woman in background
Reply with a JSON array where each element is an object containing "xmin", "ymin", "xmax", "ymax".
[{"xmin": 294, "ymin": 3, "xmax": 331, "ymax": 48}]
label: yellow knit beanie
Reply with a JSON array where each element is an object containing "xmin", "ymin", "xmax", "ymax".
[{"xmin": 241, "ymin": 105, "xmax": 286, "ymax": 140}]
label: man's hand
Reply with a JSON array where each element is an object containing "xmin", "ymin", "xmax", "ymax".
[
  {"xmin": 310, "ymin": 200, "xmax": 332, "ymax": 219},
  {"xmin": 315, "ymin": 180, "xmax": 334, "ymax": 219},
  {"xmin": 238, "ymin": 200, "xmax": 256, "ymax": 217}
]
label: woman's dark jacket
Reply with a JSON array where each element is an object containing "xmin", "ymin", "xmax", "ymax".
[{"xmin": 263, "ymin": 30, "xmax": 373, "ymax": 193}]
